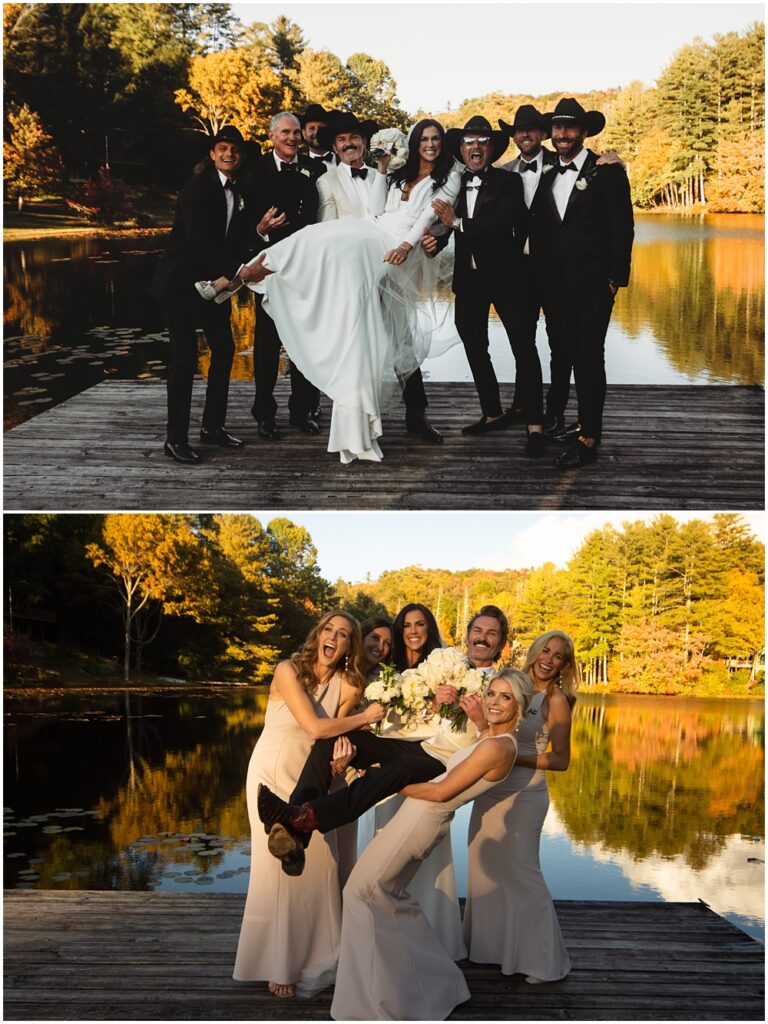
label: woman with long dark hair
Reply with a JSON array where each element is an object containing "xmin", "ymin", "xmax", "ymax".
[
  {"xmin": 234, "ymin": 119, "xmax": 461, "ymax": 463},
  {"xmin": 233, "ymin": 611, "xmax": 384, "ymax": 1000},
  {"xmin": 391, "ymin": 601, "xmax": 443, "ymax": 670}
]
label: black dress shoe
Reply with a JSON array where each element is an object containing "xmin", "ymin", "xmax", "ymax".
[
  {"xmin": 289, "ymin": 413, "xmax": 320, "ymax": 435},
  {"xmin": 310, "ymin": 402, "xmax": 322, "ymax": 422},
  {"xmin": 554, "ymin": 439, "xmax": 598, "ymax": 468},
  {"xmin": 256, "ymin": 419, "xmax": 279, "ymax": 440},
  {"xmin": 199, "ymin": 427, "xmax": 244, "ymax": 448},
  {"xmin": 164, "ymin": 441, "xmax": 199, "ymax": 464},
  {"xmin": 406, "ymin": 415, "xmax": 443, "ymax": 443},
  {"xmin": 552, "ymin": 421, "xmax": 581, "ymax": 443},
  {"xmin": 462, "ymin": 415, "xmax": 507, "ymax": 436},
  {"xmin": 542, "ymin": 415, "xmax": 565, "ymax": 437},
  {"xmin": 526, "ymin": 430, "xmax": 545, "ymax": 459},
  {"xmin": 503, "ymin": 407, "xmax": 528, "ymax": 424}
]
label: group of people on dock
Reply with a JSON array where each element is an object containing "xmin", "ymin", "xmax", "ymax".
[
  {"xmin": 151, "ymin": 98, "xmax": 634, "ymax": 469},
  {"xmin": 231, "ymin": 603, "xmax": 578, "ymax": 1020}
]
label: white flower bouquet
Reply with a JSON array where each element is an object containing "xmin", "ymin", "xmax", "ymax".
[
  {"xmin": 369, "ymin": 128, "xmax": 409, "ymax": 171},
  {"xmin": 401, "ymin": 647, "xmax": 486, "ymax": 732}
]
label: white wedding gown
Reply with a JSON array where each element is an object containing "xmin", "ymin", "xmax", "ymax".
[{"xmin": 246, "ymin": 168, "xmax": 461, "ymax": 463}]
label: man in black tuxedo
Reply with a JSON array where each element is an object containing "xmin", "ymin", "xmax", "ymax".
[
  {"xmin": 423, "ymin": 116, "xmax": 541, "ymax": 456},
  {"xmin": 530, "ymin": 98, "xmax": 634, "ymax": 467},
  {"xmin": 498, "ymin": 105, "xmax": 558, "ymax": 430},
  {"xmin": 250, "ymin": 111, "xmax": 324, "ymax": 439},
  {"xmin": 151, "ymin": 126, "xmax": 254, "ymax": 464},
  {"xmin": 298, "ymin": 102, "xmax": 339, "ymax": 170}
]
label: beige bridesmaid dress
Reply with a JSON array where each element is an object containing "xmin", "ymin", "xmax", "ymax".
[
  {"xmin": 233, "ymin": 675, "xmax": 343, "ymax": 996},
  {"xmin": 463, "ymin": 689, "xmax": 571, "ymax": 980},
  {"xmin": 331, "ymin": 735, "xmax": 516, "ymax": 1021}
]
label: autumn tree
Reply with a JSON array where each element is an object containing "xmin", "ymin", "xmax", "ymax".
[
  {"xmin": 86, "ymin": 515, "xmax": 210, "ymax": 681},
  {"xmin": 346, "ymin": 52, "xmax": 409, "ymax": 128},
  {"xmin": 4, "ymin": 105, "xmax": 65, "ymax": 209}
]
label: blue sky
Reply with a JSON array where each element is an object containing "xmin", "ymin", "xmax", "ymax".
[
  {"xmin": 251, "ymin": 511, "xmax": 766, "ymax": 583},
  {"xmin": 231, "ymin": 2, "xmax": 762, "ymax": 113}
]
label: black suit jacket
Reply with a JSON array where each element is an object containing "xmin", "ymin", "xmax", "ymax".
[
  {"xmin": 437, "ymin": 167, "xmax": 527, "ymax": 293},
  {"xmin": 151, "ymin": 167, "xmax": 252, "ymax": 305},
  {"xmin": 529, "ymin": 149, "xmax": 634, "ymax": 291},
  {"xmin": 250, "ymin": 153, "xmax": 321, "ymax": 249}
]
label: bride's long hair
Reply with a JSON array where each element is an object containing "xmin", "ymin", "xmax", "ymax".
[{"xmin": 388, "ymin": 119, "xmax": 453, "ymax": 193}]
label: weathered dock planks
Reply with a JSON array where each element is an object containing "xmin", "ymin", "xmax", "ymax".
[
  {"xmin": 3, "ymin": 891, "xmax": 764, "ymax": 1020},
  {"xmin": 3, "ymin": 380, "xmax": 764, "ymax": 510}
]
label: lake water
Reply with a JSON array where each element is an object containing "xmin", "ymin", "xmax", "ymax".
[
  {"xmin": 4, "ymin": 687, "xmax": 763, "ymax": 943},
  {"xmin": 3, "ymin": 213, "xmax": 764, "ymax": 428}
]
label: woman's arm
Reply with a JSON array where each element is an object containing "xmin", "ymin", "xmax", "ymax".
[
  {"xmin": 273, "ymin": 661, "xmax": 384, "ymax": 739},
  {"xmin": 401, "ymin": 737, "xmax": 514, "ymax": 803},
  {"xmin": 401, "ymin": 168, "xmax": 461, "ymax": 249},
  {"xmin": 514, "ymin": 689, "xmax": 572, "ymax": 771}
]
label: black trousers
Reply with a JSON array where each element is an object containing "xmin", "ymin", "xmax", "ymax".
[
  {"xmin": 162, "ymin": 288, "xmax": 235, "ymax": 444},
  {"xmin": 290, "ymin": 731, "xmax": 443, "ymax": 835},
  {"xmin": 512, "ymin": 256, "xmax": 549, "ymax": 417},
  {"xmin": 402, "ymin": 368, "xmax": 428, "ymax": 422},
  {"xmin": 252, "ymin": 293, "xmax": 318, "ymax": 421},
  {"xmin": 454, "ymin": 272, "xmax": 543, "ymax": 423},
  {"xmin": 543, "ymin": 280, "xmax": 616, "ymax": 442}
]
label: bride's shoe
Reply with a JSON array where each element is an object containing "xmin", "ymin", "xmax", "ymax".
[{"xmin": 194, "ymin": 281, "xmax": 218, "ymax": 301}]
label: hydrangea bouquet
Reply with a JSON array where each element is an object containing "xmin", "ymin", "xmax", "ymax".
[{"xmin": 401, "ymin": 647, "xmax": 487, "ymax": 732}]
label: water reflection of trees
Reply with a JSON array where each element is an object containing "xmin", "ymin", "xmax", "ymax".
[
  {"xmin": 616, "ymin": 222, "xmax": 764, "ymax": 384},
  {"xmin": 550, "ymin": 697, "xmax": 765, "ymax": 870}
]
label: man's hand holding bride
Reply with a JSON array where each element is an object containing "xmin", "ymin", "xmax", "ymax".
[
  {"xmin": 383, "ymin": 241, "xmax": 413, "ymax": 265},
  {"xmin": 239, "ymin": 253, "xmax": 272, "ymax": 284},
  {"xmin": 431, "ymin": 197, "xmax": 457, "ymax": 229}
]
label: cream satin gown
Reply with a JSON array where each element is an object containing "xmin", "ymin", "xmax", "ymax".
[
  {"xmin": 233, "ymin": 675, "xmax": 343, "ymax": 996},
  {"xmin": 463, "ymin": 689, "xmax": 571, "ymax": 980},
  {"xmin": 330, "ymin": 734, "xmax": 517, "ymax": 1021},
  {"xmin": 246, "ymin": 168, "xmax": 461, "ymax": 463}
]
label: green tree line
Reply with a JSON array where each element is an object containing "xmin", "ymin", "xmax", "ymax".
[
  {"xmin": 3, "ymin": 514, "xmax": 764, "ymax": 694},
  {"xmin": 3, "ymin": 4, "xmax": 763, "ymax": 212}
]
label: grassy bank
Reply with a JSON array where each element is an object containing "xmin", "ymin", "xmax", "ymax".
[{"xmin": 3, "ymin": 199, "xmax": 172, "ymax": 242}]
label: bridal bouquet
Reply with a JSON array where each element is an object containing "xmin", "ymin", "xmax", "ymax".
[
  {"xmin": 369, "ymin": 128, "xmax": 409, "ymax": 171},
  {"xmin": 401, "ymin": 647, "xmax": 487, "ymax": 732}
]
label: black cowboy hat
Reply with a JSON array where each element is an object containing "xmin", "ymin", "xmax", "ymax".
[
  {"xmin": 499, "ymin": 104, "xmax": 551, "ymax": 139},
  {"xmin": 446, "ymin": 116, "xmax": 509, "ymax": 164},
  {"xmin": 204, "ymin": 125, "xmax": 261, "ymax": 162},
  {"xmin": 546, "ymin": 98, "xmax": 606, "ymax": 137},
  {"xmin": 298, "ymin": 103, "xmax": 341, "ymax": 126},
  {"xmin": 316, "ymin": 112, "xmax": 380, "ymax": 153}
]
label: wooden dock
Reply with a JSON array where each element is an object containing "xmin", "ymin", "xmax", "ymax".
[
  {"xmin": 3, "ymin": 380, "xmax": 764, "ymax": 510},
  {"xmin": 3, "ymin": 891, "xmax": 764, "ymax": 1020}
]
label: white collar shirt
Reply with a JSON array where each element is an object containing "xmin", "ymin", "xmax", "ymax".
[
  {"xmin": 551, "ymin": 145, "xmax": 589, "ymax": 219},
  {"xmin": 517, "ymin": 151, "xmax": 543, "ymax": 253},
  {"xmin": 217, "ymin": 170, "xmax": 235, "ymax": 233},
  {"xmin": 462, "ymin": 172, "xmax": 485, "ymax": 269},
  {"xmin": 339, "ymin": 162, "xmax": 375, "ymax": 214},
  {"xmin": 272, "ymin": 151, "xmax": 298, "ymax": 172}
]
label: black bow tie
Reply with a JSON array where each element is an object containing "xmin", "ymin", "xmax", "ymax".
[
  {"xmin": 558, "ymin": 163, "xmax": 578, "ymax": 174},
  {"xmin": 313, "ymin": 152, "xmax": 334, "ymax": 163},
  {"xmin": 463, "ymin": 169, "xmax": 485, "ymax": 183},
  {"xmin": 520, "ymin": 161, "xmax": 538, "ymax": 172},
  {"xmin": 280, "ymin": 161, "xmax": 298, "ymax": 173},
  {"xmin": 351, "ymin": 166, "xmax": 369, "ymax": 180}
]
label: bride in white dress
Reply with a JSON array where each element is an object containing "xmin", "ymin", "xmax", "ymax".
[
  {"xmin": 329, "ymin": 669, "xmax": 534, "ymax": 1022},
  {"xmin": 238, "ymin": 119, "xmax": 461, "ymax": 463}
]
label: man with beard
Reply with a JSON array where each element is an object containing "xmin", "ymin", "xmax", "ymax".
[
  {"xmin": 315, "ymin": 111, "xmax": 445, "ymax": 444},
  {"xmin": 257, "ymin": 605, "xmax": 510, "ymax": 875},
  {"xmin": 299, "ymin": 102, "xmax": 339, "ymax": 170},
  {"xmin": 249, "ymin": 112, "xmax": 325, "ymax": 439},
  {"xmin": 530, "ymin": 98, "xmax": 634, "ymax": 467}
]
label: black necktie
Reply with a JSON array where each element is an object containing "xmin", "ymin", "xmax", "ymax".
[
  {"xmin": 558, "ymin": 163, "xmax": 578, "ymax": 174},
  {"xmin": 351, "ymin": 167, "xmax": 369, "ymax": 180},
  {"xmin": 520, "ymin": 161, "xmax": 538, "ymax": 172},
  {"xmin": 281, "ymin": 161, "xmax": 297, "ymax": 173}
]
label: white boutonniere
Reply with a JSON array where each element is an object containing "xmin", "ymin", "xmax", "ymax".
[
  {"xmin": 575, "ymin": 178, "xmax": 588, "ymax": 191},
  {"xmin": 542, "ymin": 163, "xmax": 555, "ymax": 175},
  {"xmin": 236, "ymin": 195, "xmax": 245, "ymax": 211},
  {"xmin": 300, "ymin": 167, "xmax": 311, "ymax": 178}
]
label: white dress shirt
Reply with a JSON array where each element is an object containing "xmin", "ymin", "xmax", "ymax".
[
  {"xmin": 517, "ymin": 153, "xmax": 543, "ymax": 253},
  {"xmin": 217, "ymin": 170, "xmax": 235, "ymax": 233},
  {"xmin": 455, "ymin": 172, "xmax": 484, "ymax": 269},
  {"xmin": 551, "ymin": 145, "xmax": 589, "ymax": 219},
  {"xmin": 339, "ymin": 162, "xmax": 376, "ymax": 215}
]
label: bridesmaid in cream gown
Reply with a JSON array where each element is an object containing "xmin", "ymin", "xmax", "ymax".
[
  {"xmin": 330, "ymin": 669, "xmax": 533, "ymax": 1022},
  {"xmin": 232, "ymin": 611, "xmax": 384, "ymax": 999},
  {"xmin": 463, "ymin": 630, "xmax": 579, "ymax": 983},
  {"xmin": 237, "ymin": 120, "xmax": 460, "ymax": 463}
]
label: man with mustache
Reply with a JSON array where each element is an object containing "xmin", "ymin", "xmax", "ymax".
[
  {"xmin": 529, "ymin": 98, "xmax": 634, "ymax": 467},
  {"xmin": 314, "ymin": 111, "xmax": 445, "ymax": 444},
  {"xmin": 422, "ymin": 117, "xmax": 540, "ymax": 456},
  {"xmin": 257, "ymin": 604, "xmax": 509, "ymax": 875}
]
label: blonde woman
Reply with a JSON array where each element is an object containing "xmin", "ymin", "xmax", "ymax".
[
  {"xmin": 331, "ymin": 669, "xmax": 533, "ymax": 1021},
  {"xmin": 233, "ymin": 611, "xmax": 384, "ymax": 999},
  {"xmin": 463, "ymin": 629, "xmax": 579, "ymax": 982}
]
